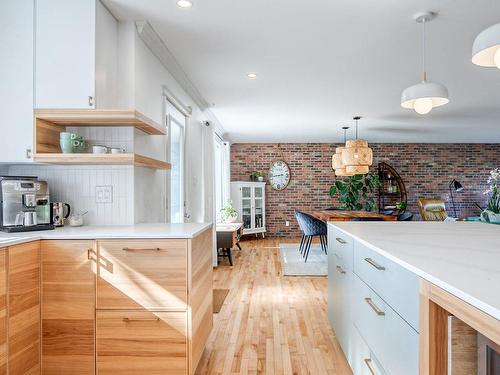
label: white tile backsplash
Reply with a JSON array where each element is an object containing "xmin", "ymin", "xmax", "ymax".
[
  {"xmin": 7, "ymin": 165, "xmax": 135, "ymax": 226},
  {"xmin": 66, "ymin": 126, "xmax": 134, "ymax": 152}
]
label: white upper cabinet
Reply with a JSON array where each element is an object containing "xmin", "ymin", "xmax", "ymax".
[
  {"xmin": 0, "ymin": 0, "xmax": 35, "ymax": 162},
  {"xmin": 35, "ymin": 0, "xmax": 117, "ymax": 109}
]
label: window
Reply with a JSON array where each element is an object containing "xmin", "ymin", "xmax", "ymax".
[
  {"xmin": 214, "ymin": 134, "xmax": 230, "ymax": 222},
  {"xmin": 167, "ymin": 101, "xmax": 186, "ymax": 223}
]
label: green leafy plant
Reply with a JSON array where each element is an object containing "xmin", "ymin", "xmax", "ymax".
[
  {"xmin": 250, "ymin": 171, "xmax": 263, "ymax": 181},
  {"xmin": 220, "ymin": 201, "xmax": 238, "ymax": 222},
  {"xmin": 329, "ymin": 173, "xmax": 381, "ymax": 211},
  {"xmin": 485, "ymin": 168, "xmax": 500, "ymax": 213},
  {"xmin": 396, "ymin": 201, "xmax": 407, "ymax": 210}
]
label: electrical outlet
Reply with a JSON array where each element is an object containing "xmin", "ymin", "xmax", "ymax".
[
  {"xmin": 95, "ymin": 186, "xmax": 113, "ymax": 204},
  {"xmin": 285, "ymin": 220, "xmax": 290, "ymax": 227}
]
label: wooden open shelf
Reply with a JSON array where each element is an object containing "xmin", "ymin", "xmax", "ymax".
[
  {"xmin": 33, "ymin": 153, "xmax": 171, "ymax": 170},
  {"xmin": 33, "ymin": 109, "xmax": 169, "ymax": 169},
  {"xmin": 34, "ymin": 109, "xmax": 166, "ymax": 135}
]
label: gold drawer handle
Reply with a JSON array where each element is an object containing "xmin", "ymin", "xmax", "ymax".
[
  {"xmin": 335, "ymin": 237, "xmax": 347, "ymax": 244},
  {"xmin": 364, "ymin": 358, "xmax": 377, "ymax": 375},
  {"xmin": 364, "ymin": 298, "xmax": 385, "ymax": 316},
  {"xmin": 336, "ymin": 265, "xmax": 346, "ymax": 274},
  {"xmin": 364, "ymin": 257, "xmax": 385, "ymax": 271},
  {"xmin": 123, "ymin": 317, "xmax": 160, "ymax": 322},
  {"xmin": 122, "ymin": 247, "xmax": 161, "ymax": 252}
]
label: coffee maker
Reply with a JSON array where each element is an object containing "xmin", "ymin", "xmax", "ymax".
[{"xmin": 0, "ymin": 176, "xmax": 54, "ymax": 232}]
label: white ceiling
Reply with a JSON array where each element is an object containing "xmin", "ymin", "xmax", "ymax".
[{"xmin": 104, "ymin": 0, "xmax": 500, "ymax": 143}]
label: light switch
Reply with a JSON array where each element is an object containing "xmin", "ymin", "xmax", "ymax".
[{"xmin": 96, "ymin": 186, "xmax": 113, "ymax": 204}]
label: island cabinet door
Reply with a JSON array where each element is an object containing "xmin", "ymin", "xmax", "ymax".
[
  {"xmin": 8, "ymin": 241, "xmax": 40, "ymax": 375},
  {"xmin": 0, "ymin": 248, "xmax": 6, "ymax": 375},
  {"xmin": 41, "ymin": 240, "xmax": 96, "ymax": 375},
  {"xmin": 96, "ymin": 239, "xmax": 188, "ymax": 310},
  {"xmin": 96, "ymin": 310, "xmax": 187, "ymax": 375}
]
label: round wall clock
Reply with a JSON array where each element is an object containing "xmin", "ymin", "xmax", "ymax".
[{"xmin": 269, "ymin": 160, "xmax": 291, "ymax": 190}]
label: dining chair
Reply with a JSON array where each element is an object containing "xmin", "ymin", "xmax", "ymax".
[
  {"xmin": 417, "ymin": 198, "xmax": 448, "ymax": 221},
  {"xmin": 295, "ymin": 211, "xmax": 327, "ymax": 262},
  {"xmin": 396, "ymin": 212, "xmax": 414, "ymax": 221}
]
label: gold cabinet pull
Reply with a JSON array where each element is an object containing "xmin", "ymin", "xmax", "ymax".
[
  {"xmin": 122, "ymin": 247, "xmax": 161, "ymax": 252},
  {"xmin": 123, "ymin": 317, "xmax": 160, "ymax": 322},
  {"xmin": 336, "ymin": 265, "xmax": 346, "ymax": 274},
  {"xmin": 364, "ymin": 358, "xmax": 377, "ymax": 375},
  {"xmin": 364, "ymin": 257, "xmax": 385, "ymax": 271},
  {"xmin": 364, "ymin": 298, "xmax": 385, "ymax": 316},
  {"xmin": 335, "ymin": 237, "xmax": 347, "ymax": 244}
]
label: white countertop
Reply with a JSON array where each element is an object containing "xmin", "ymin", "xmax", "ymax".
[
  {"xmin": 329, "ymin": 221, "xmax": 500, "ymax": 320},
  {"xmin": 0, "ymin": 223, "xmax": 213, "ymax": 247}
]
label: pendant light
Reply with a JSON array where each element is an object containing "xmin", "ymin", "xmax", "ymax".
[
  {"xmin": 472, "ymin": 23, "xmax": 500, "ymax": 68},
  {"xmin": 332, "ymin": 127, "xmax": 351, "ymax": 177},
  {"xmin": 401, "ymin": 12, "xmax": 449, "ymax": 115},
  {"xmin": 342, "ymin": 116, "xmax": 372, "ymax": 175}
]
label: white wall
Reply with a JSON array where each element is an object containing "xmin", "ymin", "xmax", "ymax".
[{"xmin": 127, "ymin": 21, "xmax": 214, "ymax": 224}]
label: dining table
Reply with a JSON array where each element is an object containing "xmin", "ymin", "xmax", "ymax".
[{"xmin": 310, "ymin": 209, "xmax": 397, "ymax": 222}]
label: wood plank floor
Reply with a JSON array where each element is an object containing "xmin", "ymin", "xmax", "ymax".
[{"xmin": 195, "ymin": 237, "xmax": 352, "ymax": 375}]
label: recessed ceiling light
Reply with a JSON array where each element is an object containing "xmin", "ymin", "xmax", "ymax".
[
  {"xmin": 247, "ymin": 73, "xmax": 257, "ymax": 79},
  {"xmin": 176, "ymin": 0, "xmax": 193, "ymax": 8}
]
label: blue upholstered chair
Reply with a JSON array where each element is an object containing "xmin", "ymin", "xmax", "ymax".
[{"xmin": 294, "ymin": 211, "xmax": 327, "ymax": 262}]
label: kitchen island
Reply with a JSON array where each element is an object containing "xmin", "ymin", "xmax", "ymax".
[
  {"xmin": 328, "ymin": 221, "xmax": 500, "ymax": 375},
  {"xmin": 0, "ymin": 223, "xmax": 213, "ymax": 375}
]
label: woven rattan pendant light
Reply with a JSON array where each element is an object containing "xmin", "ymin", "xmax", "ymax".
[
  {"xmin": 342, "ymin": 116, "xmax": 372, "ymax": 175},
  {"xmin": 332, "ymin": 126, "xmax": 351, "ymax": 177}
]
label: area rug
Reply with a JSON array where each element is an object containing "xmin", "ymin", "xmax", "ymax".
[
  {"xmin": 213, "ymin": 289, "xmax": 230, "ymax": 313},
  {"xmin": 279, "ymin": 243, "xmax": 327, "ymax": 276}
]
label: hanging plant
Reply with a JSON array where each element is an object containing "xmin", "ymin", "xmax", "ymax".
[{"xmin": 329, "ymin": 173, "xmax": 381, "ymax": 211}]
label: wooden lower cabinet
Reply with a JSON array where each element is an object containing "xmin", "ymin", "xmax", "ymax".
[
  {"xmin": 41, "ymin": 240, "xmax": 96, "ymax": 375},
  {"xmin": 0, "ymin": 248, "xmax": 7, "ymax": 375},
  {"xmin": 96, "ymin": 310, "xmax": 187, "ymax": 375},
  {"xmin": 8, "ymin": 241, "xmax": 40, "ymax": 375},
  {"xmin": 97, "ymin": 239, "xmax": 188, "ymax": 310}
]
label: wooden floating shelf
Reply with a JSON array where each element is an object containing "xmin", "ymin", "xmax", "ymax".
[
  {"xmin": 34, "ymin": 109, "xmax": 166, "ymax": 135},
  {"xmin": 33, "ymin": 153, "xmax": 171, "ymax": 170}
]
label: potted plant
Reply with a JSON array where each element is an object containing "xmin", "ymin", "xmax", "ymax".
[
  {"xmin": 220, "ymin": 201, "xmax": 238, "ymax": 223},
  {"xmin": 395, "ymin": 201, "xmax": 407, "ymax": 212},
  {"xmin": 481, "ymin": 168, "xmax": 500, "ymax": 223},
  {"xmin": 250, "ymin": 171, "xmax": 264, "ymax": 182},
  {"xmin": 328, "ymin": 173, "xmax": 381, "ymax": 211}
]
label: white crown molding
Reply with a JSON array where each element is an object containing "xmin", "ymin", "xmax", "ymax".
[{"xmin": 135, "ymin": 21, "xmax": 210, "ymax": 111}]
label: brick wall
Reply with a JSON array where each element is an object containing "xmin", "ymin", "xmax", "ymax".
[{"xmin": 230, "ymin": 143, "xmax": 500, "ymax": 237}]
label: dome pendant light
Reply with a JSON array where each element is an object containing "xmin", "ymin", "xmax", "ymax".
[
  {"xmin": 472, "ymin": 23, "xmax": 500, "ymax": 68},
  {"xmin": 332, "ymin": 126, "xmax": 352, "ymax": 177},
  {"xmin": 342, "ymin": 116, "xmax": 373, "ymax": 175},
  {"xmin": 401, "ymin": 12, "xmax": 449, "ymax": 115}
]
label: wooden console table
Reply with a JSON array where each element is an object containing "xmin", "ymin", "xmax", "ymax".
[{"xmin": 216, "ymin": 222, "xmax": 243, "ymax": 266}]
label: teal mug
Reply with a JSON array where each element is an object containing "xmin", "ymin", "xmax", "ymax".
[
  {"xmin": 72, "ymin": 139, "xmax": 86, "ymax": 153},
  {"xmin": 60, "ymin": 138, "xmax": 73, "ymax": 153}
]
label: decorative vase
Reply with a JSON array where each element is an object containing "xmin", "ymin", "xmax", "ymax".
[
  {"xmin": 257, "ymin": 176, "xmax": 264, "ymax": 182},
  {"xmin": 224, "ymin": 215, "xmax": 237, "ymax": 223},
  {"xmin": 480, "ymin": 210, "xmax": 500, "ymax": 223}
]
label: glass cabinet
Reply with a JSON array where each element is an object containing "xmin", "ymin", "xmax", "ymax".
[{"xmin": 230, "ymin": 182, "xmax": 266, "ymax": 236}]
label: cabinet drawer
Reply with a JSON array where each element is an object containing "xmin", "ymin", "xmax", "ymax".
[
  {"xmin": 353, "ymin": 241, "xmax": 419, "ymax": 330},
  {"xmin": 328, "ymin": 225, "xmax": 354, "ymax": 271},
  {"xmin": 328, "ymin": 249, "xmax": 352, "ymax": 355},
  {"xmin": 96, "ymin": 310, "xmax": 187, "ymax": 375},
  {"xmin": 97, "ymin": 239, "xmax": 187, "ymax": 310},
  {"xmin": 352, "ymin": 275, "xmax": 418, "ymax": 375},
  {"xmin": 351, "ymin": 326, "xmax": 386, "ymax": 375}
]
